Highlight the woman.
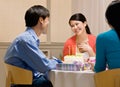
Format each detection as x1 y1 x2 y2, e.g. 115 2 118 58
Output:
94 0 120 72
63 13 96 61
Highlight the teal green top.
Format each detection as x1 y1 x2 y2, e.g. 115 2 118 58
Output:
94 29 120 72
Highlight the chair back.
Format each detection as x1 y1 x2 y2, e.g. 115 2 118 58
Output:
94 69 120 87
5 63 32 87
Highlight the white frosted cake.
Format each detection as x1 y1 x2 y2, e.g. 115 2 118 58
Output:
64 55 84 64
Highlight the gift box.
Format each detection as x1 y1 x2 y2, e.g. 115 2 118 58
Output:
56 63 82 71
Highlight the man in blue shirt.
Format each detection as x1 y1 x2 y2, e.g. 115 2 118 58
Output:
4 5 62 87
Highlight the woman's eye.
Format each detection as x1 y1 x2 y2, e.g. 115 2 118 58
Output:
76 23 79 26
71 25 74 28
70 23 79 28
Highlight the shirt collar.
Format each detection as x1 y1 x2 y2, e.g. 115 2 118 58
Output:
26 27 40 46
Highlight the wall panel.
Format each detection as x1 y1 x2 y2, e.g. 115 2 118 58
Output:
0 0 47 42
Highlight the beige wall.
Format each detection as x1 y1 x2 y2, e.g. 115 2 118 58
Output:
0 0 114 43
0 0 72 43
0 0 47 42
50 0 72 42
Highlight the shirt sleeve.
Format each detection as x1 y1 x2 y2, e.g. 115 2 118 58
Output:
17 40 58 73
94 34 107 72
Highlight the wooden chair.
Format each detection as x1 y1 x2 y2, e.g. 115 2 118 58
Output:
94 69 120 87
4 63 33 87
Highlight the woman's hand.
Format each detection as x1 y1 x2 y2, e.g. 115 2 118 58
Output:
77 42 95 56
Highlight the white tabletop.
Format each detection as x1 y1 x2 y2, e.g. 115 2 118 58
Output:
49 70 95 87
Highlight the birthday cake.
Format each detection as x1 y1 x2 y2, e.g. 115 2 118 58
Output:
64 54 84 64
60 54 96 71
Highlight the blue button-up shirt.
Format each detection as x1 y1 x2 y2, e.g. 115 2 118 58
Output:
4 27 58 79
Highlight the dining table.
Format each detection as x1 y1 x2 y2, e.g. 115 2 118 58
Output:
49 70 95 87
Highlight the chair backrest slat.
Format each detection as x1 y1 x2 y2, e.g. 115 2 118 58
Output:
5 63 32 87
94 69 120 87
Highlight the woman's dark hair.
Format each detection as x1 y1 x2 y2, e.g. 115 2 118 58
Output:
25 5 50 27
105 0 120 39
69 13 91 34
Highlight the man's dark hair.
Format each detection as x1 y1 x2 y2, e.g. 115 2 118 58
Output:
25 5 50 27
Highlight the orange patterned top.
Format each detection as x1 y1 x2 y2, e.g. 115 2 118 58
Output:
62 34 96 61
